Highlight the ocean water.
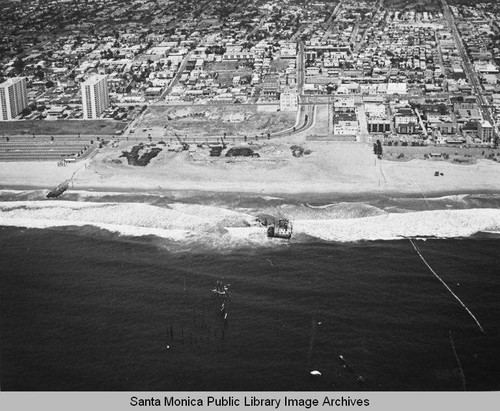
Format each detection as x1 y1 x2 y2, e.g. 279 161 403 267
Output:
0 190 499 391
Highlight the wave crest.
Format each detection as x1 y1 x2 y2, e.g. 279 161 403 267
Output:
295 209 500 242
1 201 499 247
282 202 387 220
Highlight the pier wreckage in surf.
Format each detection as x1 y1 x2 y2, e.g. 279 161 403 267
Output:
267 219 293 239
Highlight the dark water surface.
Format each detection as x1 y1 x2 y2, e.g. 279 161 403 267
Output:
1 226 499 391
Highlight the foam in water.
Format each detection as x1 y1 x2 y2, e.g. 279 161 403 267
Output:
283 202 387 220
0 201 261 246
0 217 190 241
305 203 338 209
1 201 500 247
294 209 500 242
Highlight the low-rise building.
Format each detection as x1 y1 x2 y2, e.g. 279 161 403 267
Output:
334 97 356 113
279 88 298 112
394 107 419 134
333 113 358 135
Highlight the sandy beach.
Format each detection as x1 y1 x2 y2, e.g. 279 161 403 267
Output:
1 139 500 197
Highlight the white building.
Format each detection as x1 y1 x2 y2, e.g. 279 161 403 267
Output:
479 120 493 143
394 108 418 126
81 75 109 119
333 113 358 135
280 42 297 59
492 94 500 113
334 97 355 113
0 77 28 121
386 83 407 95
280 88 298 112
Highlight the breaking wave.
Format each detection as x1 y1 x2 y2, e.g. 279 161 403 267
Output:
294 209 500 242
1 200 500 248
287 202 387 219
380 193 500 212
0 201 260 244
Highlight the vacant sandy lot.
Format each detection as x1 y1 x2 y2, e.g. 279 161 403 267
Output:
137 105 296 137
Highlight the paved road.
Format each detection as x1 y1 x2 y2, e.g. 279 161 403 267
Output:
299 92 465 103
272 104 316 137
353 0 384 53
356 102 369 143
321 0 345 42
441 0 496 139
246 10 271 39
158 50 194 101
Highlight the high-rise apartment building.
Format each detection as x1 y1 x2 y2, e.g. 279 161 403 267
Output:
81 75 109 119
0 77 28 121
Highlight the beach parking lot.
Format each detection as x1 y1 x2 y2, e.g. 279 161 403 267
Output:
0 119 128 136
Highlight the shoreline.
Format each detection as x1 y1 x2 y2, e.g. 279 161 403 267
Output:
2 182 500 202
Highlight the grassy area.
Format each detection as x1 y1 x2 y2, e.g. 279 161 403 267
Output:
205 61 253 87
270 58 292 71
205 61 239 71
0 120 128 136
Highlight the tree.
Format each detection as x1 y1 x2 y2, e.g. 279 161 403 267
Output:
35 69 45 80
375 139 383 158
13 57 25 74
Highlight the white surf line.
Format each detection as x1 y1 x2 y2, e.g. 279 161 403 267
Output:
305 203 335 209
409 239 485 334
449 330 467 391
